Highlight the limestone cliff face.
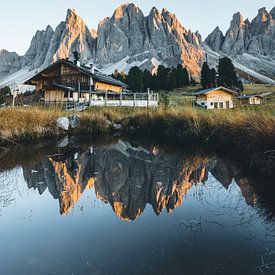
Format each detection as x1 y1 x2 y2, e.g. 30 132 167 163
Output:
21 25 54 69
0 4 204 83
204 7 275 78
43 9 96 67
96 4 204 77
0 50 22 78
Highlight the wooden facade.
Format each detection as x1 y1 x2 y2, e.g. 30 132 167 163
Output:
195 87 237 109
237 95 263 105
25 59 126 104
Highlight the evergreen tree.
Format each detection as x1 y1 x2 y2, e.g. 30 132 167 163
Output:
182 68 190 86
168 67 178 90
176 64 189 87
209 68 217 88
142 70 153 92
0 86 11 104
127 66 144 92
201 62 211 89
218 57 240 89
156 65 170 91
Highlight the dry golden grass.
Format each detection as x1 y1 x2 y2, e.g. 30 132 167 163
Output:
0 107 63 141
0 105 274 151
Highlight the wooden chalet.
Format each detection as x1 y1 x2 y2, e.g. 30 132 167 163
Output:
194 86 237 109
24 53 127 105
236 94 263 105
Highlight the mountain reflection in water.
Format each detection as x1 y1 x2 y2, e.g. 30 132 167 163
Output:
1 137 275 274
18 139 269 221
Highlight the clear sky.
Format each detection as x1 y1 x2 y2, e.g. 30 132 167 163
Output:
0 0 274 55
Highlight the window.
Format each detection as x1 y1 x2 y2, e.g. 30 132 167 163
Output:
219 102 224 109
214 102 218 109
64 91 69 98
201 102 205 106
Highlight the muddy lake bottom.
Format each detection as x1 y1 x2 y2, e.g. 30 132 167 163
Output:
0 135 275 274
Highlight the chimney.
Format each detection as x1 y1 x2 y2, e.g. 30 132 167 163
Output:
90 64 95 74
73 51 81 67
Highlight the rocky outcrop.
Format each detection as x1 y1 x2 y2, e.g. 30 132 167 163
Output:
204 7 275 79
1 3 204 84
204 27 224 52
97 4 204 77
21 25 54 69
0 50 22 78
43 9 96 67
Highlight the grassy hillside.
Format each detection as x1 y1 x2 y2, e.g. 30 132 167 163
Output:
243 84 275 94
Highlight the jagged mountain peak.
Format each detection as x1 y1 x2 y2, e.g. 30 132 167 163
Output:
252 7 271 25
204 6 275 84
46 25 53 32
65 8 88 28
231 12 245 27
66 8 78 19
112 2 143 20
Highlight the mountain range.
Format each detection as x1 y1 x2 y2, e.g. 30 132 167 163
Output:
0 3 274 89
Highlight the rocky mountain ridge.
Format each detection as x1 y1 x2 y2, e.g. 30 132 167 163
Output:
0 4 275 88
0 4 204 88
204 7 275 81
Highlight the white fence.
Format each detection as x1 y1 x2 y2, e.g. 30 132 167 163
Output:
90 99 158 107
90 93 159 107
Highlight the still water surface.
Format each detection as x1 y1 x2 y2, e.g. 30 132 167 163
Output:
0 137 275 274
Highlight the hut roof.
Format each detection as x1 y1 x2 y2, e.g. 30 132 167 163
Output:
236 94 263 99
25 59 128 88
194 86 238 96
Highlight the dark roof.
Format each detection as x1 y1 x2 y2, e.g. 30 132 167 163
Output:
236 94 263 99
24 59 128 88
193 86 238 96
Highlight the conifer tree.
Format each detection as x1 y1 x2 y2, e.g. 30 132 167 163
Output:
218 57 241 90
201 62 211 89
127 66 144 92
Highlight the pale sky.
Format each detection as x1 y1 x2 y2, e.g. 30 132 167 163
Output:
0 0 274 55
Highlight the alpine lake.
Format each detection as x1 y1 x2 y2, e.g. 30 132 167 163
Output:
0 134 275 275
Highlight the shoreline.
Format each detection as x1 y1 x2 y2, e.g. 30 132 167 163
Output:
0 106 274 178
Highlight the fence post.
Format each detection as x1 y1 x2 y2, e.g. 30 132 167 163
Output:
105 91 107 107
120 92 122 107
134 93 136 107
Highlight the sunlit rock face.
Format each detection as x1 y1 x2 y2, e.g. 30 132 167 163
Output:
97 3 204 78
43 9 96 66
0 50 22 78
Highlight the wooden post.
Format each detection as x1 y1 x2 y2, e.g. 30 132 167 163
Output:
105 91 107 107
78 81 81 103
120 92 122 107
89 77 92 107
